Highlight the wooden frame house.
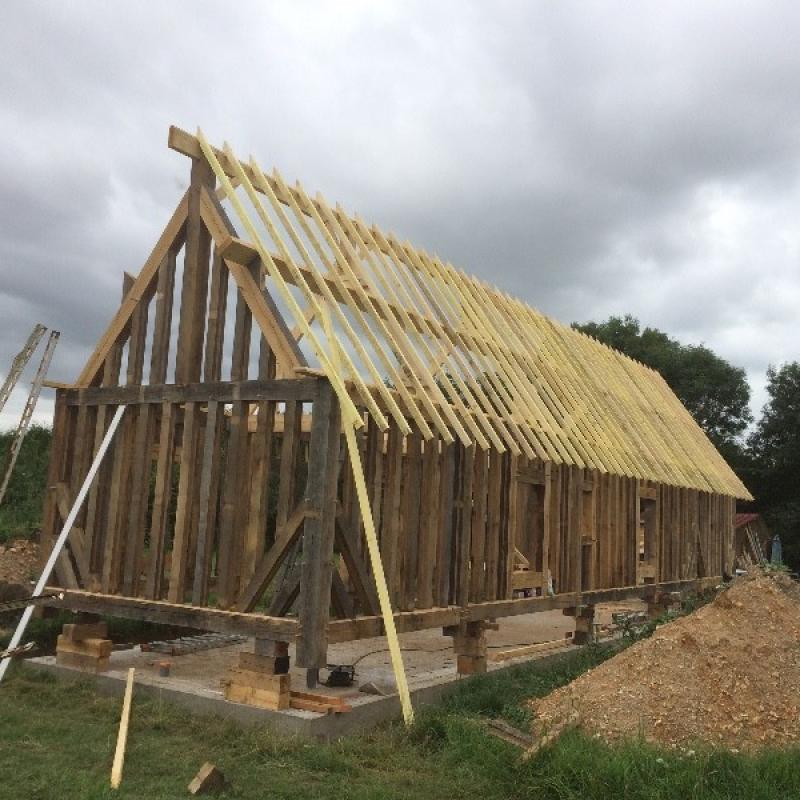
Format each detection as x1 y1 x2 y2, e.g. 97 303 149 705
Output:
41 127 751 703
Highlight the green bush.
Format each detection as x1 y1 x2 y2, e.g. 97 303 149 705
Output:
0 424 51 543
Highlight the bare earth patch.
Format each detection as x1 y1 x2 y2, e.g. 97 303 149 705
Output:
0 538 39 586
528 571 800 751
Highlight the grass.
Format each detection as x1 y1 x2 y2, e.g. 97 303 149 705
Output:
1 647 799 799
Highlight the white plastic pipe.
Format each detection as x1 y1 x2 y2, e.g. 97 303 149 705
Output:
0 404 126 684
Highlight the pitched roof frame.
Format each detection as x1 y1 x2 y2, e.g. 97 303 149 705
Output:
170 126 749 499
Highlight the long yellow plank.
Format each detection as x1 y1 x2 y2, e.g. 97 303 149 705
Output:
196 130 362 430
178 127 750 499
320 306 413 725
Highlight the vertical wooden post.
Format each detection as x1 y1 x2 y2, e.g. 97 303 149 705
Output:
400 429 422 611
456 444 475 607
436 442 456 606
382 422 403 605
542 461 552 592
484 447 502 601
296 379 341 678
174 156 214 385
39 390 76 588
416 437 441 609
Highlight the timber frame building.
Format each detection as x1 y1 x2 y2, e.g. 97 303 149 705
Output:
42 127 751 696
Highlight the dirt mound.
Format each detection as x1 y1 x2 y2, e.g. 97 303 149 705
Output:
528 571 800 751
0 538 39 586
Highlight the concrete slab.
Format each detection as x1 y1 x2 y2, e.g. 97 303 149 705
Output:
26 604 637 739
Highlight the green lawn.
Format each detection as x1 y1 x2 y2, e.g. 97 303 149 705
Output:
0 649 798 800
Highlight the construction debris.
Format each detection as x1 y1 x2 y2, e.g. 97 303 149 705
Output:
289 690 353 715
141 632 247 656
486 718 535 749
527 570 800 751
188 763 227 796
110 668 135 789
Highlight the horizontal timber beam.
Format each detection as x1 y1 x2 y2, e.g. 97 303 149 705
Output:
44 588 299 640
62 378 321 407
326 577 720 643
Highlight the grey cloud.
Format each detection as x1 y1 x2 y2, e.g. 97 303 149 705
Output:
1 0 798 431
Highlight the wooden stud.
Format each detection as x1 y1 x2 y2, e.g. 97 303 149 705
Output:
400 429 422 611
416 437 441 609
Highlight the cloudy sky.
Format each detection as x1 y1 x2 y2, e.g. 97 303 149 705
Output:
1 1 798 431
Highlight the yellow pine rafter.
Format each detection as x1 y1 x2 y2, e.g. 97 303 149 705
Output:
178 126 749 500
196 131 362 431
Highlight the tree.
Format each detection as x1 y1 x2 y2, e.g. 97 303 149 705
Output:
0 424 52 542
747 362 800 568
573 315 752 459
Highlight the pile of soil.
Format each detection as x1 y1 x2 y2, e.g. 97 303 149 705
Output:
528 571 800 751
0 538 39 586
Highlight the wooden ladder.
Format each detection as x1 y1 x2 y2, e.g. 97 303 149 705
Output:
0 329 60 507
0 324 47 416
746 526 766 564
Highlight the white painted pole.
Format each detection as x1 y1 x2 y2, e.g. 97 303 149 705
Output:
0 404 126 684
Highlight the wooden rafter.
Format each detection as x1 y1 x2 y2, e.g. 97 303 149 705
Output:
163 125 749 499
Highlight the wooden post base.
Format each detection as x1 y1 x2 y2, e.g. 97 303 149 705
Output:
55 622 112 673
646 596 674 621
224 639 291 710
563 605 595 645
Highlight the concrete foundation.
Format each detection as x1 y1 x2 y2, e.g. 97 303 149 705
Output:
26 605 636 739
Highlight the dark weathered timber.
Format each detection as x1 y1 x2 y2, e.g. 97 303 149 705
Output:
331 570 355 619
144 403 176 599
62 378 320 406
327 576 721 643
237 501 308 612
335 517 380 616
40 391 78 588
275 400 301 532
484 447 503 600
100 407 134 594
168 402 200 604
268 567 301 617
415 437 441 610
202 249 229 383
216 399 247 608
456 444 475 608
400 429 422 612
240 337 277 592
296 380 342 670
382 422 403 605
121 404 154 596
174 156 214 385
191 400 223 605
148 251 176 384
46 589 299 639
436 441 456 607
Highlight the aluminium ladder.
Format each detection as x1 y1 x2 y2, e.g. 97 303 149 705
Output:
0 324 47 416
0 329 60 507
